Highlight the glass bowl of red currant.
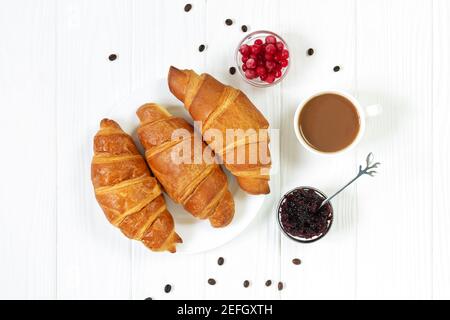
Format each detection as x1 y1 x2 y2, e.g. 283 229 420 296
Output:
236 30 290 87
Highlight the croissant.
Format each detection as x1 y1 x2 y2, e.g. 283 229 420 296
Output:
91 119 182 253
136 103 235 228
168 66 271 195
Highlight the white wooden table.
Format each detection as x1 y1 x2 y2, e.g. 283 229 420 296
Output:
0 0 449 300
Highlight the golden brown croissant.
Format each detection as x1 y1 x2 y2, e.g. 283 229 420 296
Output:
168 66 271 195
136 103 235 228
91 119 182 253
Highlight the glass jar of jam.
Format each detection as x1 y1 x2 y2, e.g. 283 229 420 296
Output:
277 187 333 243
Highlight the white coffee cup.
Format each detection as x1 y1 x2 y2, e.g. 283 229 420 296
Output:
293 90 381 156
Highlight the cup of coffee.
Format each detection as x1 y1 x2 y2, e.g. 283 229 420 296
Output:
294 90 381 155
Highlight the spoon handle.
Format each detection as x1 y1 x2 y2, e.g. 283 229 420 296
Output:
320 153 381 208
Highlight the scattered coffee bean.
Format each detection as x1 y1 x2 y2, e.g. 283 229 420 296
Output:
292 258 302 265
278 281 284 291
243 280 250 288
307 48 315 56
229 67 236 75
334 65 341 72
184 3 192 12
217 257 225 265
198 44 206 52
225 19 233 26
208 278 216 285
241 25 248 32
164 284 172 293
108 54 117 61
145 297 153 300
265 280 272 287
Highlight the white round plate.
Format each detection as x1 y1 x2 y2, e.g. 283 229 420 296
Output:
105 78 274 254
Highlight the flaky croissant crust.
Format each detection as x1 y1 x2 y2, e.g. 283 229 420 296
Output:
168 66 271 195
91 119 181 252
137 104 235 228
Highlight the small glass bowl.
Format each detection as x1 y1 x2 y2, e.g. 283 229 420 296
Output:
235 30 290 88
277 187 334 244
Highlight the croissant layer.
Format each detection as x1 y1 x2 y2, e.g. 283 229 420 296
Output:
91 119 181 253
168 66 271 195
137 103 235 228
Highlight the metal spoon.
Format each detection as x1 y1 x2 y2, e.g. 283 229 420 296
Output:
319 153 381 209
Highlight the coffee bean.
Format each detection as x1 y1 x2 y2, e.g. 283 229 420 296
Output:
164 284 172 293
225 19 233 26
145 297 153 300
208 278 216 285
198 44 206 52
292 258 302 265
333 65 341 72
307 48 314 56
217 257 225 265
278 281 284 291
184 4 192 12
265 280 272 287
108 54 117 61
229 67 236 75
243 280 250 288
241 25 248 32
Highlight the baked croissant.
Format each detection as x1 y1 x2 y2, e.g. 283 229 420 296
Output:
91 119 182 253
136 103 235 228
168 66 271 195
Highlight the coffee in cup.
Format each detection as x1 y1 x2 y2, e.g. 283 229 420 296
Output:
294 90 381 155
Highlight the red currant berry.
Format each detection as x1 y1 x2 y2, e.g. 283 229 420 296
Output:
265 44 277 55
274 70 282 78
265 61 277 71
266 74 276 83
276 41 284 51
245 69 257 79
281 49 289 60
256 66 267 77
251 44 263 55
254 39 263 45
265 35 277 44
242 56 249 63
246 58 257 69
239 44 250 56
264 53 274 61
242 64 248 71
280 60 289 68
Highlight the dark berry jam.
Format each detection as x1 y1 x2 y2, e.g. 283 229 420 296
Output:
278 187 333 241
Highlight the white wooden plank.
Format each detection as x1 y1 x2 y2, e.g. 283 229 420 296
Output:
0 0 447 300
355 0 433 299
0 0 57 300
279 0 358 299
56 0 133 299
130 0 208 300
433 0 450 300
203 0 282 300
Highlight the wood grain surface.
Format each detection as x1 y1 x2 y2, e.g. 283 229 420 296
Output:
0 0 448 300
